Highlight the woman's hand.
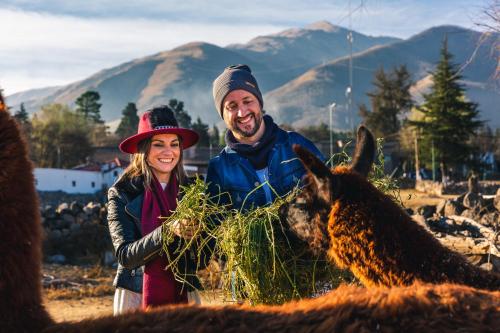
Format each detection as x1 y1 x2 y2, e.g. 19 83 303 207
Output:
171 219 198 240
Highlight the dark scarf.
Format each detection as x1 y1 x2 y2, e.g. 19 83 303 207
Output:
141 174 187 308
225 115 279 169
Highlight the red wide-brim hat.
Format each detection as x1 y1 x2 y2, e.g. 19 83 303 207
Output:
119 111 199 154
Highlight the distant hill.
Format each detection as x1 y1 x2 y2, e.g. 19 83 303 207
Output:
6 86 61 109
6 21 399 127
264 25 500 130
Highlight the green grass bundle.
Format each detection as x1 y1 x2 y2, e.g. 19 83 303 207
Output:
161 178 352 304
160 177 227 287
215 189 352 305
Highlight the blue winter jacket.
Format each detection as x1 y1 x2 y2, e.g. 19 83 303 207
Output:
206 128 325 211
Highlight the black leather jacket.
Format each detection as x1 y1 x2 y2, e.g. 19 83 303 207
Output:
107 176 202 293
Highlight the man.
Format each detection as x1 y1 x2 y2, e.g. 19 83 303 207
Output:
207 64 325 210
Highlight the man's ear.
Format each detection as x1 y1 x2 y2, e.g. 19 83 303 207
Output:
350 125 376 177
293 145 333 203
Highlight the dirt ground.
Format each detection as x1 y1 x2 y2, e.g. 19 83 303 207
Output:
44 189 451 323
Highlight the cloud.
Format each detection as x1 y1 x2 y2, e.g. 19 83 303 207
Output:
0 1 485 95
0 7 287 94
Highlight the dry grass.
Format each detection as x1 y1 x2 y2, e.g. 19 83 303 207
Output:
42 264 115 301
399 189 456 210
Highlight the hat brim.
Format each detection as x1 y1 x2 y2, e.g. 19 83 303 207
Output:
119 128 199 154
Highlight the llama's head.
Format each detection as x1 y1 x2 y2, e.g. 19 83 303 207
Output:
281 126 376 255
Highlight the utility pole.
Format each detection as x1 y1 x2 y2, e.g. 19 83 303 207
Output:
431 139 436 181
329 103 337 159
346 0 354 133
414 130 421 181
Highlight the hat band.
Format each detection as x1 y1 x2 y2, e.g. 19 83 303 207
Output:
153 125 176 130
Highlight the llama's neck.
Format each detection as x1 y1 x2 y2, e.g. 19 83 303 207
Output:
0 111 53 332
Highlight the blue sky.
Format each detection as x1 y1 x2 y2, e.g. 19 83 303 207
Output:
0 0 490 95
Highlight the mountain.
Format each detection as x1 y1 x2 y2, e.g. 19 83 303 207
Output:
6 21 399 127
6 86 61 109
264 25 500 130
227 21 399 88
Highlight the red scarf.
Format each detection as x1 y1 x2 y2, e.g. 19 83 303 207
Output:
141 175 187 308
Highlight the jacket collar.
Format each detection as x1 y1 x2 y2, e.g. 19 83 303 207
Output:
223 127 288 165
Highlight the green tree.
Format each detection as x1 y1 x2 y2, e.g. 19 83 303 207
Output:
297 123 352 143
13 103 32 136
191 117 210 147
209 125 220 147
75 91 103 123
14 103 29 123
359 65 413 138
168 99 191 128
115 102 139 140
31 104 94 168
409 39 483 181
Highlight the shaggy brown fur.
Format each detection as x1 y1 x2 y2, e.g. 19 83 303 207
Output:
44 283 500 333
283 126 500 291
0 96 498 333
0 91 53 332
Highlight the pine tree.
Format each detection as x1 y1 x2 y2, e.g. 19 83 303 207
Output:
359 65 413 138
210 125 220 147
168 99 191 128
191 117 210 147
75 91 103 123
115 103 139 139
409 38 483 181
14 103 29 123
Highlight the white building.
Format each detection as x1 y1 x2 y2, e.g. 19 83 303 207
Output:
34 159 200 194
34 159 124 194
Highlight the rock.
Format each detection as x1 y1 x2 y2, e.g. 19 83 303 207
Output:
43 205 56 219
49 229 62 239
69 223 81 232
70 201 83 215
61 213 75 224
479 212 499 228
455 193 466 204
47 254 66 264
480 262 494 271
467 175 480 193
436 200 446 216
494 188 500 212
56 202 71 215
465 254 483 265
85 202 102 215
99 206 107 220
417 205 436 219
463 192 484 209
83 206 93 215
461 208 480 221
444 200 465 216
491 255 500 272
103 250 116 266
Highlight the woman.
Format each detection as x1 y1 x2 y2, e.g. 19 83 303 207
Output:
107 105 201 314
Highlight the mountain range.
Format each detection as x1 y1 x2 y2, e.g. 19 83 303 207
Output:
6 21 500 130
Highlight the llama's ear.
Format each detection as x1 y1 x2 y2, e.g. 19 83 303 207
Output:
350 125 376 177
293 145 333 202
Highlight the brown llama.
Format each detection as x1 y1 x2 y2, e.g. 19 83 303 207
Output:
282 125 500 291
0 94 498 333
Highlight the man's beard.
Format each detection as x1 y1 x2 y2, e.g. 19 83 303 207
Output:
231 112 263 138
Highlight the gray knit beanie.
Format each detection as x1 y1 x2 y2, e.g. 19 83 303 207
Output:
212 64 263 118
